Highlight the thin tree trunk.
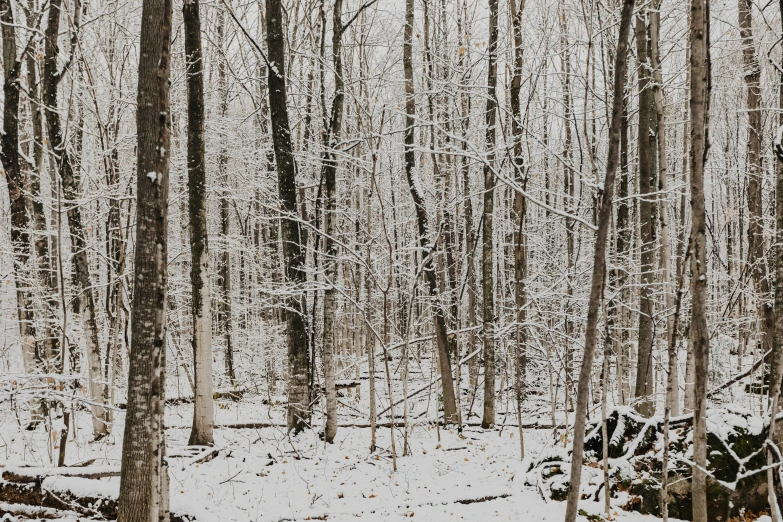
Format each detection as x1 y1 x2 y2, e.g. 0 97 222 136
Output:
43 0 107 439
688 0 711 518
509 0 527 457
322 0 344 444
402 0 458 424
650 2 678 417
216 10 235 387
617 91 631 406
117 0 173 514
563 1 635 520
481 0 499 430
184 0 214 447
769 88 783 522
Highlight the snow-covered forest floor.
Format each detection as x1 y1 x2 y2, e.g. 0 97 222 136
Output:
0 393 681 522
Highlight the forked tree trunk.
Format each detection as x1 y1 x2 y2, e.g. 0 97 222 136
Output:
481 0 499 430
266 0 311 434
43 0 107 439
563 1 635 520
688 0 711 519
184 0 214 447
117 0 173 516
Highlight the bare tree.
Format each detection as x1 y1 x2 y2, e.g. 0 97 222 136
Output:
402 0 458 424
564 1 635 520
43 0 107 439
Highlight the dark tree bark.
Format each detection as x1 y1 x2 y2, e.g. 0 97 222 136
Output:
184 0 214 447
688 0 711 518
563 1 635 520
43 0 107 438
616 88 631 405
481 0 499 430
117 0 173 516
0 0 40 398
24 27 60 373
402 0 458 424
216 9 235 387
739 0 773 358
266 0 311 434
633 12 659 417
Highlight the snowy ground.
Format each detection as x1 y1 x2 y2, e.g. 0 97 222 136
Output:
0 395 681 522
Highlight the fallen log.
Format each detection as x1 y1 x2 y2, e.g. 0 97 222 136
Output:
0 475 195 521
2 466 120 484
164 420 563 430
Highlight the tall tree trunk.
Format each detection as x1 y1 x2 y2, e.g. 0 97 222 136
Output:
402 0 458 423
688 0 711 518
43 0 107 439
564 1 635 520
217 10 235 387
559 0 575 414
117 0 173 515
0 0 41 415
768 32 783 517
739 0 773 358
184 0 214 447
481 0 499 430
457 2 478 391
650 1 678 417
25 29 61 374
509 0 527 458
617 91 631 405
633 12 658 417
266 0 311 434
322 0 344 444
